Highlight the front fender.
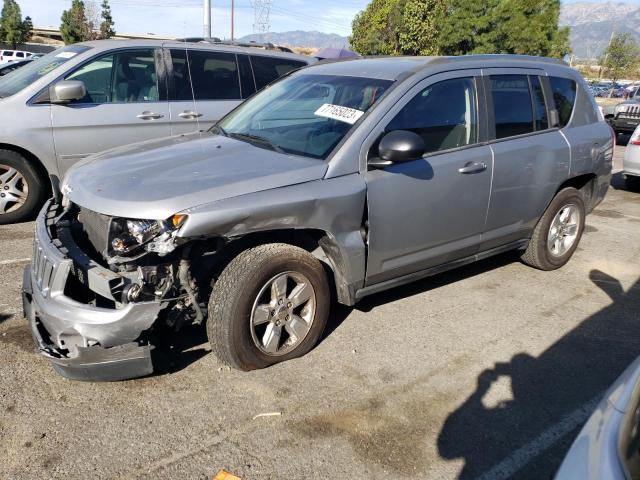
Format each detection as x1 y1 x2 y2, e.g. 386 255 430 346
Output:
179 175 368 305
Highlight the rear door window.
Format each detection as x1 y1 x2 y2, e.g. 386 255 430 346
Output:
530 76 548 131
237 54 256 98
490 74 535 139
549 77 577 128
170 49 240 101
250 55 307 90
15 52 24 58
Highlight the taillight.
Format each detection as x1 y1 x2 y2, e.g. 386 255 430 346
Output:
630 127 640 146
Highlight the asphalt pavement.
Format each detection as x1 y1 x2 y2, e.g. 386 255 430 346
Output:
1 142 639 479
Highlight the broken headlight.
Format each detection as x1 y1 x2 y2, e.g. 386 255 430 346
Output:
111 215 187 255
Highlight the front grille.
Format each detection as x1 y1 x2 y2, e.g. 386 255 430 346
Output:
78 206 112 256
619 105 640 118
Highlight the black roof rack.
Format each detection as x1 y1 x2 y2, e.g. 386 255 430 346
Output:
177 37 293 53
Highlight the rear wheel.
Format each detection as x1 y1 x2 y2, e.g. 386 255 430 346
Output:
521 187 585 271
207 243 330 371
0 150 47 225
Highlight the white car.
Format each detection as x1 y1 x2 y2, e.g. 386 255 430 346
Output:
623 124 640 190
0 50 34 65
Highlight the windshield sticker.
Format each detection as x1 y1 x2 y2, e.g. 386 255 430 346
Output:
314 103 365 125
55 51 78 59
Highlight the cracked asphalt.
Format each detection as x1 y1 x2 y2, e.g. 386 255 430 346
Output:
1 143 639 480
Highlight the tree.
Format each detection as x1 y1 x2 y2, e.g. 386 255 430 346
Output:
0 0 33 49
599 33 640 87
60 0 92 44
399 0 446 56
350 0 406 56
99 0 115 39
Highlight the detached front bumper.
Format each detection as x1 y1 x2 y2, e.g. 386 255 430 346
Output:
609 116 640 133
22 202 164 382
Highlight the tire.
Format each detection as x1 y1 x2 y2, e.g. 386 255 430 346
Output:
521 187 586 271
625 175 640 191
207 243 330 371
0 150 47 225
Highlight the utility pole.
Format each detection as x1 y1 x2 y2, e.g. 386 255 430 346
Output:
204 0 211 39
231 0 235 41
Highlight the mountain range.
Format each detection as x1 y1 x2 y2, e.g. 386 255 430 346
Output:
240 1 640 60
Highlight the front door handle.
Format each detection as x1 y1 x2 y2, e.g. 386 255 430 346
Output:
458 161 488 174
137 111 164 120
178 110 203 119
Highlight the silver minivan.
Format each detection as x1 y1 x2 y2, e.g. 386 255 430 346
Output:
0 40 313 223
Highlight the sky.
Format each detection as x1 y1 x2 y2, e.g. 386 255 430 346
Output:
16 0 640 40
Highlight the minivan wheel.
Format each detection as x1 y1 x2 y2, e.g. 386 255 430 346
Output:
207 243 330 371
0 150 46 225
521 187 585 271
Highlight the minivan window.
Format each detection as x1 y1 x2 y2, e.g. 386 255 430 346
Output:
66 49 158 103
387 77 479 154
218 73 392 160
549 77 577 128
490 74 535 139
251 55 307 90
170 49 240 101
16 52 24 58
530 76 548 130
0 45 90 99
237 54 256 98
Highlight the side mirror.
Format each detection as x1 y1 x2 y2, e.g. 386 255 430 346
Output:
50 80 86 104
369 130 426 168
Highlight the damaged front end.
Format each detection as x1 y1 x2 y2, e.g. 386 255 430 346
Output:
22 201 212 381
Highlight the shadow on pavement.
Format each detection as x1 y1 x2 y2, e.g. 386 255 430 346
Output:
437 270 640 479
151 323 210 375
0 312 13 324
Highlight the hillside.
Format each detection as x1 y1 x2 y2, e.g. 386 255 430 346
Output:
560 1 640 59
238 30 349 49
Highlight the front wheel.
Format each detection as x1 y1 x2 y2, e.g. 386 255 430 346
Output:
0 150 47 225
207 243 330 371
521 187 585 271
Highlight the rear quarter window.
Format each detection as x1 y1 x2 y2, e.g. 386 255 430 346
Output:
549 77 577 128
250 55 307 90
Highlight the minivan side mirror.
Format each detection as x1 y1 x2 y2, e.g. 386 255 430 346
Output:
50 80 86 104
369 130 426 168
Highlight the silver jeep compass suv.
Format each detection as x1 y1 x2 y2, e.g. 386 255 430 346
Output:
22 55 613 381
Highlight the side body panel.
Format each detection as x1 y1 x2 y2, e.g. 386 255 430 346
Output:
360 70 494 286
480 68 571 251
179 175 368 304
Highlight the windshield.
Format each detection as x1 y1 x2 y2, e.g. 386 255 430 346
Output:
217 74 393 159
0 45 91 99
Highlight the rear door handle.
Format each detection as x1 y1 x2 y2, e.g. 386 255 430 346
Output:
458 161 487 174
178 110 203 119
137 111 164 120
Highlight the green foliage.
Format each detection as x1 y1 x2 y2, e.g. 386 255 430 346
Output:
0 0 32 49
60 0 92 44
400 0 446 56
600 33 640 83
350 0 405 55
99 0 115 39
351 0 571 59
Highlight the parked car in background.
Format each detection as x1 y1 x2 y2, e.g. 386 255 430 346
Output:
605 88 640 142
0 40 314 224
623 124 640 190
0 59 31 77
0 50 34 64
22 54 613 381
555 356 640 480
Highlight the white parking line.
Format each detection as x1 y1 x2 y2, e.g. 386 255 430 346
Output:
476 395 602 480
0 258 30 266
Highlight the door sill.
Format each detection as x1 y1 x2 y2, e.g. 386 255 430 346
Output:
355 239 528 301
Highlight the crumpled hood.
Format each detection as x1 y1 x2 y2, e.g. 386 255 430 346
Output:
63 132 327 219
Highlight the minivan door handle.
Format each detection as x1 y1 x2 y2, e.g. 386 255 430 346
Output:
458 161 488 174
137 111 164 120
178 110 203 119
